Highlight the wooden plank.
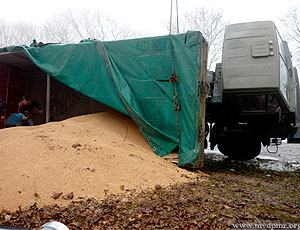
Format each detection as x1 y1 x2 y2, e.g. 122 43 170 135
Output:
193 39 208 168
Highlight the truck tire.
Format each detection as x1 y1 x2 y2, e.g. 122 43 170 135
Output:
217 133 261 160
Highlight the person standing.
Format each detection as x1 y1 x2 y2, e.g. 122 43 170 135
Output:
0 94 4 120
17 96 34 126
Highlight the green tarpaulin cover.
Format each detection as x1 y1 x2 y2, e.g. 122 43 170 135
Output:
0 31 206 167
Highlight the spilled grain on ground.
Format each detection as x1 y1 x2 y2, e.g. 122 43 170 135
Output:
0 111 203 211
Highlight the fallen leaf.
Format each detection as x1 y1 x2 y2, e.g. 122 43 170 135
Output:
52 192 63 199
62 192 74 200
72 143 82 149
34 193 40 198
155 184 162 190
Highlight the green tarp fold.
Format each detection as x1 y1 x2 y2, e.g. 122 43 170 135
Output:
0 31 206 167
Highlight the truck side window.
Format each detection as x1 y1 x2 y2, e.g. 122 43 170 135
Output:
241 95 266 111
276 29 289 103
241 95 279 112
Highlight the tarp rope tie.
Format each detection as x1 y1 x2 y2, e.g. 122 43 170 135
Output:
169 0 181 148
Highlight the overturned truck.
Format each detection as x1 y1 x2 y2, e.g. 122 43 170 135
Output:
0 21 299 166
0 31 208 168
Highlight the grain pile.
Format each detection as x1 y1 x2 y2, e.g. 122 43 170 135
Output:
0 111 199 211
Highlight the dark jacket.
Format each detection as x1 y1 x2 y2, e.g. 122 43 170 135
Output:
18 101 32 117
18 100 40 118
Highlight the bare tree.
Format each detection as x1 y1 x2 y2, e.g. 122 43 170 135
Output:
279 4 300 68
12 22 41 45
183 7 229 70
0 19 13 47
74 10 138 41
165 20 184 35
66 10 108 41
106 17 137 40
42 10 79 43
41 10 139 43
165 7 228 70
0 20 41 47
0 9 140 48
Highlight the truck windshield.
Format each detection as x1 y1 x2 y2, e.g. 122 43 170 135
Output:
276 29 289 103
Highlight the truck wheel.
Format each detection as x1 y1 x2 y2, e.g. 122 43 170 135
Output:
217 134 261 160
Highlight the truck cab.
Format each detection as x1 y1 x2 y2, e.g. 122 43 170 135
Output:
207 21 300 160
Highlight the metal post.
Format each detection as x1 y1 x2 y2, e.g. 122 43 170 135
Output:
4 67 10 128
46 74 50 123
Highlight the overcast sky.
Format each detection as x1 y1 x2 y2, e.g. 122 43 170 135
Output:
1 0 299 37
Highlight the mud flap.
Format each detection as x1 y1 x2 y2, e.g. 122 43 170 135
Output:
288 125 300 143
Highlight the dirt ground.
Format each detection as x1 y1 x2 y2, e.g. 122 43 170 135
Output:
0 111 201 211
